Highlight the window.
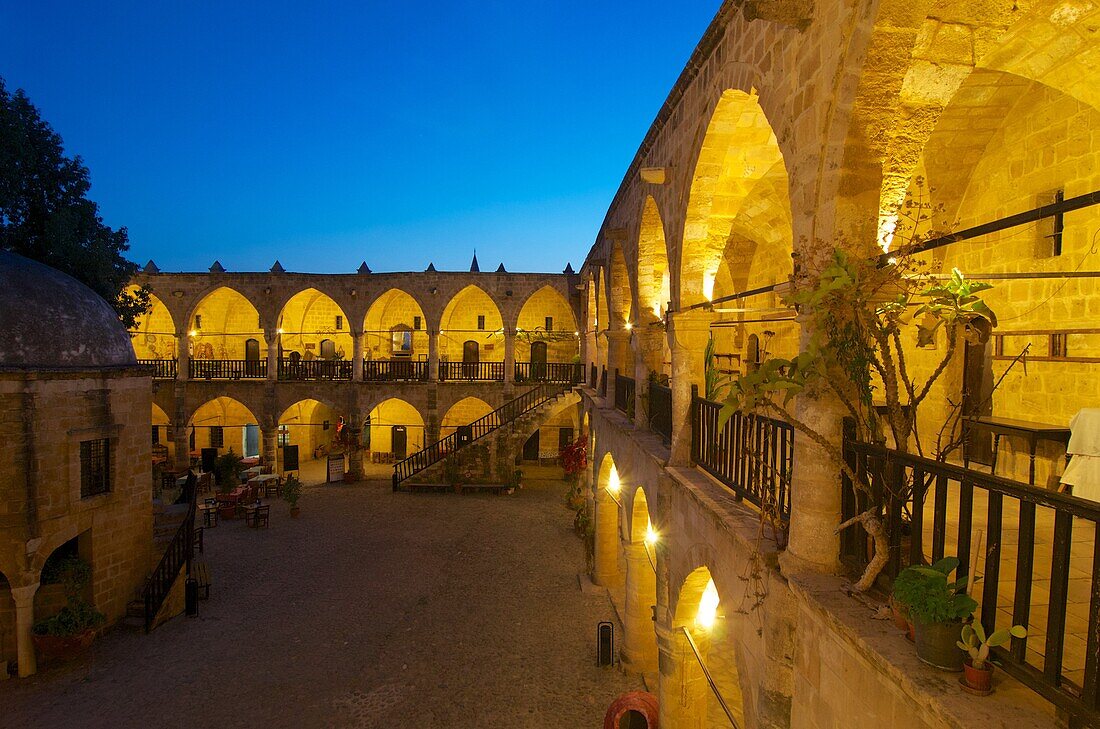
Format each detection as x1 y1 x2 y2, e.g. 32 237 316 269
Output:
210 426 224 448
414 316 422 330
278 425 290 447
194 314 202 330
80 438 111 498
545 316 554 331
322 420 330 431
392 329 413 354
1051 333 1068 358
336 315 343 330
477 315 486 330
151 426 160 444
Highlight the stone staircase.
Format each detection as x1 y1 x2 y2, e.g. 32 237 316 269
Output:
393 382 577 488
121 498 196 630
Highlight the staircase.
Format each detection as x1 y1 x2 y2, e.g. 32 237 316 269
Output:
393 381 576 488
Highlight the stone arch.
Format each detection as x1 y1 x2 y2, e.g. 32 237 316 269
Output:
595 268 610 372
363 288 428 361
594 452 623 592
440 397 494 438
278 398 341 463
609 242 633 328
628 486 654 545
187 396 260 457
636 196 672 324
622 485 659 674
365 398 425 457
127 287 177 360
680 88 791 308
278 287 354 361
187 286 267 361
439 285 505 363
667 564 745 729
514 392 581 462
515 285 579 363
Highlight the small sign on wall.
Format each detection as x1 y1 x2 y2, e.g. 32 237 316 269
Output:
327 453 345 483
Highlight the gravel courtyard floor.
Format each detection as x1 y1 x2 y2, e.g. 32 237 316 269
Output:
1 480 638 728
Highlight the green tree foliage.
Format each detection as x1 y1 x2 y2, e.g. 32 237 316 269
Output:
0 77 148 327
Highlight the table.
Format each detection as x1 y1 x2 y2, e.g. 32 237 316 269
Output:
249 473 281 497
198 502 219 527
241 456 260 467
963 415 1071 486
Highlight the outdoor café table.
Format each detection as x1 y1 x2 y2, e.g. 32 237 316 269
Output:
198 501 218 527
249 473 280 497
241 465 263 482
240 456 260 467
963 415 1071 486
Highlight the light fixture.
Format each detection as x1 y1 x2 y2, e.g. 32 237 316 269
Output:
624 322 633 331
696 578 720 630
607 465 621 495
277 328 284 335
188 330 198 338
574 331 580 337
645 520 659 546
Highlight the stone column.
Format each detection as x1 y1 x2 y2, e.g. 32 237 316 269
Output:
503 327 516 386
428 329 440 381
782 319 844 575
351 329 364 381
11 583 38 677
261 424 279 473
347 414 364 482
622 542 659 674
173 392 190 472
177 329 190 381
667 310 715 467
265 328 279 382
633 328 664 431
661 627 710 729
605 330 631 402
593 493 620 588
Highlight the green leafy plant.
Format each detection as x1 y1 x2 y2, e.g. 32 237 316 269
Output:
704 334 730 401
281 473 303 508
958 622 1027 670
212 449 243 492
904 557 977 625
32 557 106 637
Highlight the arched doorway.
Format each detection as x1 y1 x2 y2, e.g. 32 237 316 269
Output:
594 454 623 599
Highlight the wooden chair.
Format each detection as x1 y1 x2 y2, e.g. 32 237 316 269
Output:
246 505 270 528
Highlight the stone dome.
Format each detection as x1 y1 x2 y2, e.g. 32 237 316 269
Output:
0 250 137 370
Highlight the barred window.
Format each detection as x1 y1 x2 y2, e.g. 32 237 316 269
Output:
477 315 486 331
151 426 160 444
414 316 422 330
278 425 290 447
210 426 225 448
336 315 343 330
545 316 554 331
80 439 111 498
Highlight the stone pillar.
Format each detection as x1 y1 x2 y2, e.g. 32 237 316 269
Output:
261 424 279 473
782 318 845 575
11 583 38 677
503 327 516 385
605 330 631 401
661 627 710 729
265 328 279 382
667 310 715 467
351 330 364 381
428 329 440 382
622 542 659 674
593 493 620 588
177 329 190 381
633 329 664 431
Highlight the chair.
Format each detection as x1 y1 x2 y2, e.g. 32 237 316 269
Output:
264 477 281 498
202 505 219 528
247 505 270 528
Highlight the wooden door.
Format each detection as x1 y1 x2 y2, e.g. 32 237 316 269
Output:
245 338 261 376
523 431 540 461
463 340 479 378
392 426 408 460
531 341 547 380
962 340 994 464
320 339 336 359
558 426 574 453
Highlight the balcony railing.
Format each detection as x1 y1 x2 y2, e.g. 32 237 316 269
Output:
138 358 177 379
514 361 583 384
648 382 672 443
598 367 607 397
614 370 635 417
690 388 793 520
590 363 598 388
438 361 505 382
278 358 353 381
189 359 267 380
842 425 1100 726
363 359 429 382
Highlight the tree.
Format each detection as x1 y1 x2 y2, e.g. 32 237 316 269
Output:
0 77 148 327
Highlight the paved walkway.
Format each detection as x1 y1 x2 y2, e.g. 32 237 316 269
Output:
1 480 638 728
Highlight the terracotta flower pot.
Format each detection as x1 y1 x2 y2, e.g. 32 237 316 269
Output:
961 659 994 695
32 628 96 662
890 597 910 632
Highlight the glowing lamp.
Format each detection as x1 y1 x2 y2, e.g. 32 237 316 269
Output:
624 322 633 331
277 328 284 335
188 330 198 338
607 465 621 495
645 521 659 546
696 578 720 630
702 272 717 302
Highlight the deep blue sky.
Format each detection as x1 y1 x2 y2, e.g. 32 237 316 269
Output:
1 2 719 273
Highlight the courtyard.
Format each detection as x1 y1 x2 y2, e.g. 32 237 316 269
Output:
0 479 638 728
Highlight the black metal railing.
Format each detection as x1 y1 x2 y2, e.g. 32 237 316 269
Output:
590 363 598 388
514 361 583 384
842 426 1100 725
278 358 353 381
393 382 568 485
614 370 635 417
363 359 429 382
691 389 793 519
439 361 505 382
189 359 267 379
598 367 607 397
142 472 196 633
648 382 672 443
138 358 177 379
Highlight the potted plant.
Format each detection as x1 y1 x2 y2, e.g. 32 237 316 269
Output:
282 474 303 517
213 449 243 492
957 622 1027 695
892 557 957 640
32 556 106 662
906 557 977 671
